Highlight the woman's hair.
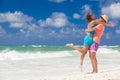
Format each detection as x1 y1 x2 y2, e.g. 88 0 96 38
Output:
86 12 94 23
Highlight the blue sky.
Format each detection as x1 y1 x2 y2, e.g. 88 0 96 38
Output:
0 0 120 46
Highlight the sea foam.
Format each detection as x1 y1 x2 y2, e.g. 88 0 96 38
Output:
0 46 119 60
0 49 73 60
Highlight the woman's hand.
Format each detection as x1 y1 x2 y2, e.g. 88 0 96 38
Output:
106 23 114 27
85 30 91 36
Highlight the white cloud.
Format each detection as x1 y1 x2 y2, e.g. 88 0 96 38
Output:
10 22 24 28
101 3 120 19
0 11 85 45
80 5 92 19
62 28 84 36
81 5 92 14
115 29 120 34
70 0 74 2
0 11 33 28
48 0 66 3
99 0 120 7
38 12 69 28
0 26 6 37
104 33 111 39
73 13 81 19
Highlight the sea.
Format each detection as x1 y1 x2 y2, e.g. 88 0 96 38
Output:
0 45 120 80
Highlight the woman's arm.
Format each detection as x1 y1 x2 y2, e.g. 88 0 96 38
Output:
91 20 104 25
85 27 96 32
92 20 114 27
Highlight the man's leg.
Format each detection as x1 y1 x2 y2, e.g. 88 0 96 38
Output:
89 51 98 73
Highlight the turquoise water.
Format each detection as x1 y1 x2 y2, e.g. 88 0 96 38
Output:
0 45 119 52
0 46 72 52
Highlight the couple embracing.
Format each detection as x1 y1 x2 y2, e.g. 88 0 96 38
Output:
67 13 114 73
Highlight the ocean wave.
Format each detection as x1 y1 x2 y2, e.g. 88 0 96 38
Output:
97 47 120 54
31 45 42 47
0 46 119 60
99 45 120 48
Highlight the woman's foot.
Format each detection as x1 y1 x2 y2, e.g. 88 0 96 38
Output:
80 65 83 72
66 43 74 47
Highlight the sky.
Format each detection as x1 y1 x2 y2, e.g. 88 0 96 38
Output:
0 0 120 46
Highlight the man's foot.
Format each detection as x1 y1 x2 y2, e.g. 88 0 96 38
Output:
87 72 97 74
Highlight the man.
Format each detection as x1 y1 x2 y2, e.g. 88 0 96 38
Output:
85 15 108 73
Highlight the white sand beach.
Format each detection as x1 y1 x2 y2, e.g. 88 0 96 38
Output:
34 70 120 80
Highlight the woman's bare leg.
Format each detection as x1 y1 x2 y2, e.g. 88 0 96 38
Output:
67 45 86 54
80 46 88 71
67 44 88 71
